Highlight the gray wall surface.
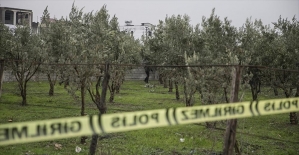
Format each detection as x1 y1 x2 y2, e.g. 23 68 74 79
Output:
3 67 158 82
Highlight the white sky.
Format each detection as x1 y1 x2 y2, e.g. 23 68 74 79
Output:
1 0 298 28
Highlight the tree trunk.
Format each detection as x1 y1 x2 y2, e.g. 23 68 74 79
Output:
290 112 298 124
21 84 27 106
0 59 4 98
109 82 115 103
47 73 55 96
289 88 298 125
168 79 173 92
185 99 192 107
248 68 261 101
283 90 298 124
115 82 120 94
49 83 54 96
163 77 168 88
89 134 99 155
223 87 229 103
223 66 241 155
89 63 110 155
159 73 163 84
115 71 122 94
273 86 278 96
296 85 299 97
183 79 193 107
270 76 278 96
175 81 180 100
19 80 28 106
64 76 70 88
99 64 110 114
80 81 87 144
249 74 260 101
80 82 86 116
206 93 216 128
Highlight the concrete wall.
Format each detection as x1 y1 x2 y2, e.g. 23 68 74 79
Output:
3 67 158 82
0 10 2 23
125 67 158 81
0 8 33 28
3 70 16 82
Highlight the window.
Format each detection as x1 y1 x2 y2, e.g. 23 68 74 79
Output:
5 11 11 20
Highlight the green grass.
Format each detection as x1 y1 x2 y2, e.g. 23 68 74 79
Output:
0 80 299 155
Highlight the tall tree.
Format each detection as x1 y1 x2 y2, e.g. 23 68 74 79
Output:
7 24 43 105
272 16 299 124
185 9 248 154
107 15 142 103
147 14 195 102
39 6 64 96
239 18 264 100
185 9 241 129
145 20 169 86
85 5 119 154
197 9 240 109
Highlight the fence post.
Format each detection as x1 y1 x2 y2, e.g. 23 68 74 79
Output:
290 63 299 124
223 65 242 155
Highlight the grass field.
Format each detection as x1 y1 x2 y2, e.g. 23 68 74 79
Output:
0 80 298 155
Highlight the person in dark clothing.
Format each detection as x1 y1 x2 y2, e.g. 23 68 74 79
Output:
144 66 151 83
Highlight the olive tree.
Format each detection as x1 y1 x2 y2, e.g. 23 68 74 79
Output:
186 9 241 125
186 9 253 155
106 15 142 103
272 16 299 124
39 7 67 96
145 20 168 86
87 5 142 155
7 24 44 106
146 14 195 102
238 19 265 100
56 4 100 144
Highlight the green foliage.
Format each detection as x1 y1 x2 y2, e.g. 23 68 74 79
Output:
6 24 44 105
41 3 144 115
145 14 197 105
184 9 241 107
0 22 13 59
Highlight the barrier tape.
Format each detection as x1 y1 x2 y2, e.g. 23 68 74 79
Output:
0 97 299 146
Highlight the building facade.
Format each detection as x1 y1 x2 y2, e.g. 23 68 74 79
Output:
119 21 154 39
0 7 33 28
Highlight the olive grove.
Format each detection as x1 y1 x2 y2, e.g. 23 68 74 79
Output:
1 4 298 155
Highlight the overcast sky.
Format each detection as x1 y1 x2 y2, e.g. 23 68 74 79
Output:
1 0 298 28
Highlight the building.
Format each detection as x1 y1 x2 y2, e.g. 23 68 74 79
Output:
119 21 154 39
0 7 33 28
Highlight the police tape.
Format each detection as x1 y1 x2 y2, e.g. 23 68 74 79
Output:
0 97 299 146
